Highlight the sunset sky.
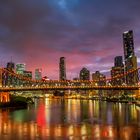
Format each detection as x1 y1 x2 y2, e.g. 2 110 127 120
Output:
0 0 140 79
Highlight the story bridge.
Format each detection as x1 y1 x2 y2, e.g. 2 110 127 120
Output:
0 67 139 92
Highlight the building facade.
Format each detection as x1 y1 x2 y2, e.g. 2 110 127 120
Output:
6 62 15 86
16 63 26 75
59 57 66 80
111 66 124 86
123 30 134 60
111 56 125 85
114 56 123 67
6 62 15 72
23 71 32 79
123 30 138 85
92 71 106 86
35 69 42 80
80 67 90 80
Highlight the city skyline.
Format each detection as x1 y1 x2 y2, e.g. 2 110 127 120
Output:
0 0 140 79
2 30 139 80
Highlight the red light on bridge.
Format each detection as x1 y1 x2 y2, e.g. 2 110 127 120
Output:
42 76 50 81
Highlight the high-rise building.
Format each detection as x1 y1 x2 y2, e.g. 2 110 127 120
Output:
111 66 124 85
114 56 123 67
23 71 32 79
59 57 66 80
123 30 134 60
123 30 138 85
35 69 42 80
111 56 125 85
92 71 106 86
80 67 90 80
5 62 15 87
16 63 26 75
6 62 15 72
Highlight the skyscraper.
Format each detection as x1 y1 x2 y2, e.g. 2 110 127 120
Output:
123 30 134 60
6 62 15 72
111 56 125 85
23 71 32 79
16 63 26 75
80 67 90 80
59 57 66 80
123 30 138 85
114 56 123 67
6 62 15 87
92 71 106 86
35 69 42 80
111 66 124 85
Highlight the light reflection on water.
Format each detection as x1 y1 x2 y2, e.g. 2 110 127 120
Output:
0 98 140 140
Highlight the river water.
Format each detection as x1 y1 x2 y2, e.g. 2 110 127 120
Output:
0 97 140 140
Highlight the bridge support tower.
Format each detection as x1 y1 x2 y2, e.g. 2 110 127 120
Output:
0 68 2 87
0 92 10 103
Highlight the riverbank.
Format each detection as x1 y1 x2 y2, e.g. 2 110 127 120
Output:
0 95 33 108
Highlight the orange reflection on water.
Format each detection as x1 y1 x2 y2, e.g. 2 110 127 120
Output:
0 98 140 139
0 120 137 139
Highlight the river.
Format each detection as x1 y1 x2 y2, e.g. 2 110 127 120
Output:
0 97 140 140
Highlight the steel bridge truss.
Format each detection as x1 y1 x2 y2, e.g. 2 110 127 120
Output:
0 68 139 91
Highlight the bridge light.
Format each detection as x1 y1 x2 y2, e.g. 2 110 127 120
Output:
42 76 50 81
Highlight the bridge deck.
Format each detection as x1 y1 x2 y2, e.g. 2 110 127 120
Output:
0 86 139 91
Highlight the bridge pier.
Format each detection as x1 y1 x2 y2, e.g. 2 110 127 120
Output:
0 92 10 103
0 68 2 87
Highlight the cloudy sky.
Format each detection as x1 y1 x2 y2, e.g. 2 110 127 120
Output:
0 0 140 79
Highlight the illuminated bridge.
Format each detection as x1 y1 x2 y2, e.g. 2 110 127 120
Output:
0 67 140 91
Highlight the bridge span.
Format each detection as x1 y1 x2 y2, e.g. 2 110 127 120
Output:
0 67 139 91
0 86 139 92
